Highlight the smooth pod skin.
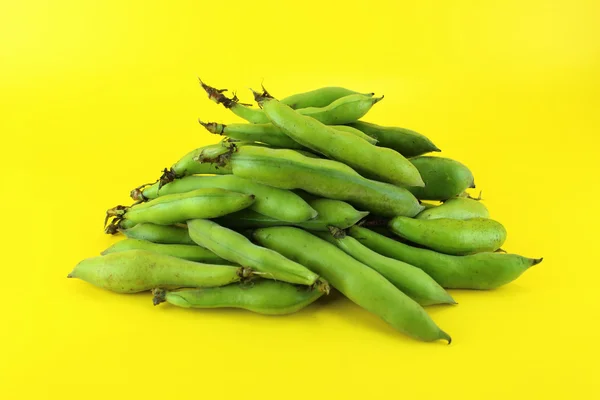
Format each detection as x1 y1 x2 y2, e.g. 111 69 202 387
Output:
318 228 455 306
281 87 373 109
197 146 424 217
153 280 324 315
200 121 378 147
253 227 451 343
215 198 369 231
407 156 475 200
187 219 328 291
257 95 424 187
349 226 542 289
348 121 440 157
416 197 490 220
133 175 317 223
101 239 231 264
117 188 255 225
68 250 250 293
121 223 195 245
389 216 507 255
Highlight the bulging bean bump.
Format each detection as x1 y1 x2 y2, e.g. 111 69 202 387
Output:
281 86 374 109
152 279 324 315
253 226 451 343
132 175 317 223
407 156 475 201
416 197 490 220
254 92 423 187
101 238 231 264
68 249 252 293
389 216 507 255
187 219 330 292
348 121 440 158
105 188 255 229
319 227 456 306
349 226 542 290
195 144 424 218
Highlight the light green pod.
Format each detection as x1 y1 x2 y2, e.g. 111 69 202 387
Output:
68 250 251 293
349 226 542 289
187 219 329 292
131 175 317 223
200 121 378 147
253 227 451 343
101 239 231 264
121 223 195 245
107 188 255 226
348 121 440 157
170 143 235 177
317 228 455 306
153 280 324 315
416 197 489 220
257 95 423 187
407 156 475 200
281 86 373 109
196 145 424 217
216 198 368 231
389 216 507 255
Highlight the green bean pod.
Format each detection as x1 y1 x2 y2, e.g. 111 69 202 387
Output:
389 216 507 255
68 250 251 293
407 156 475 200
200 121 378 147
281 86 373 109
416 197 489 220
256 94 423 187
106 188 255 226
121 223 195 244
153 280 324 315
349 226 542 290
215 198 368 231
253 227 451 343
317 228 455 306
196 145 424 217
101 239 231 264
187 219 329 292
132 175 317 223
348 121 440 157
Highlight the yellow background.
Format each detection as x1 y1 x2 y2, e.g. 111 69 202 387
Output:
1 0 599 398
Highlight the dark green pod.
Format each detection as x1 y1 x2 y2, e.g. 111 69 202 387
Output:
348 121 440 157
153 280 324 315
349 226 542 290
407 156 475 201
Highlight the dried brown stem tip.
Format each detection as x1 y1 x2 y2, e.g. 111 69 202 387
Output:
199 79 251 108
251 86 274 104
152 288 167 306
198 120 225 134
327 226 346 239
158 168 177 189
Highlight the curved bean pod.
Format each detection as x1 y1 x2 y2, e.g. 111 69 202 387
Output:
256 93 423 187
101 238 231 264
187 219 329 292
348 121 440 157
317 227 455 306
106 188 255 227
68 249 251 293
132 175 317 223
196 145 424 218
253 227 451 343
152 280 324 315
281 86 373 109
215 198 368 231
407 156 475 200
416 197 489 220
349 226 542 289
121 223 195 244
389 216 507 255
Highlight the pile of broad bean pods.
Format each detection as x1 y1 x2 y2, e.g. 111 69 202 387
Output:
69 81 542 343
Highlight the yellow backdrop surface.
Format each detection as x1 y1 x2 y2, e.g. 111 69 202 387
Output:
1 0 599 398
